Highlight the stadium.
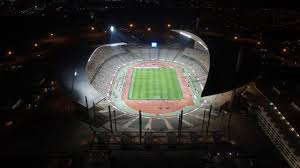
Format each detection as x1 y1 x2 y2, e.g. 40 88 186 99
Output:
82 29 219 131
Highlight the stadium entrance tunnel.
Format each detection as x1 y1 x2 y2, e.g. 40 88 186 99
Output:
85 31 210 118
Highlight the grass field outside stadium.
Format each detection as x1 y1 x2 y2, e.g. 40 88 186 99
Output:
128 67 183 100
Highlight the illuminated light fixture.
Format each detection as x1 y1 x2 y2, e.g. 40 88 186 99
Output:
297 134 300 137
286 121 290 125
274 106 277 110
283 48 287 52
91 26 95 30
130 24 133 27
34 43 38 47
50 33 54 36
277 111 281 115
270 102 273 105
290 128 295 132
151 42 157 48
110 26 114 32
167 24 171 28
234 36 238 40
8 51 12 55
257 41 261 45
281 116 285 120
74 71 77 76
147 27 151 31
180 31 192 38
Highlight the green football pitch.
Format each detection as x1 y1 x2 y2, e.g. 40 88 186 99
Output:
128 68 183 100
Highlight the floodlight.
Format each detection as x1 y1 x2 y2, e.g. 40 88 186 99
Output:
110 26 114 32
151 42 157 48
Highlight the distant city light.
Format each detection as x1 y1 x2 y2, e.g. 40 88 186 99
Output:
110 26 114 32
